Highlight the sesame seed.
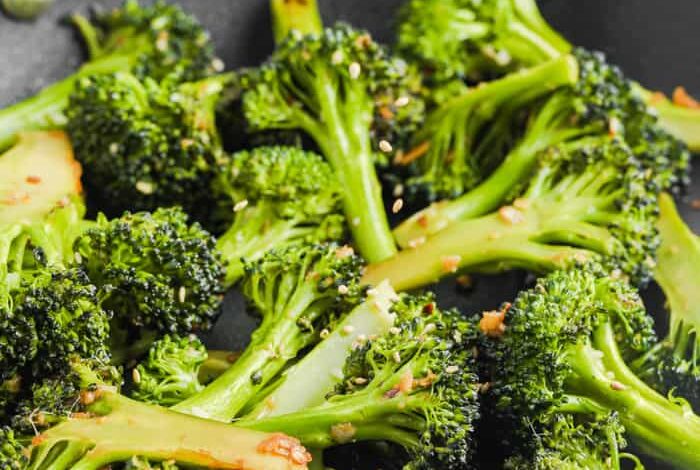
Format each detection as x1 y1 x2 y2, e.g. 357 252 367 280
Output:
338 284 349 295
348 62 361 79
392 351 401 363
352 217 361 227
393 184 404 197
74 252 83 264
353 377 368 385
389 327 401 335
233 199 249 212
320 329 330 339
445 365 459 374
132 368 141 384
135 181 154 195
379 140 393 153
424 323 436 334
156 31 169 51
394 96 410 107
331 50 344 64
211 58 225 72
357 334 367 342
178 286 187 303
498 205 524 225
392 198 404 214
343 325 355 335
109 143 119 155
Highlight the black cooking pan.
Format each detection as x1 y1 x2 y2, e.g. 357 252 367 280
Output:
1 1 698 468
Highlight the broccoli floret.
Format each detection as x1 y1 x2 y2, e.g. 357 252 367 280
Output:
67 72 233 228
172 243 364 422
365 137 659 291
631 193 700 410
20 363 312 470
216 146 345 286
393 49 689 248
0 0 219 151
397 0 571 84
482 264 700 469
396 0 700 152
241 23 424 262
130 335 207 407
237 294 480 469
0 426 27 469
74 207 225 337
397 55 578 200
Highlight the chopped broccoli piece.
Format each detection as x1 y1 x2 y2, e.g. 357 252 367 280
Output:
241 23 424 262
483 263 700 469
365 137 659 291
0 0 218 151
0 426 27 469
270 0 323 45
216 146 345 286
237 294 480 469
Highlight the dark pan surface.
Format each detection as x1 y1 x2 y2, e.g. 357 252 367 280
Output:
1 1 699 468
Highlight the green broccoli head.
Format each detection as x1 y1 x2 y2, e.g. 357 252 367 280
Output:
397 0 571 84
480 264 700 468
74 207 225 336
0 426 26 470
67 72 232 229
74 0 219 83
14 268 111 377
130 334 207 407
216 146 345 285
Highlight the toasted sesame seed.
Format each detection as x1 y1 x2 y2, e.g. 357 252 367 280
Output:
338 284 349 295
392 351 401 363
331 50 344 64
132 368 141 384
348 62 361 79
394 96 410 107
379 140 393 153
393 184 404 197
109 143 119 155
135 181 154 195
211 58 225 72
392 198 404 214
320 328 330 339
233 199 249 212
389 327 401 335
445 365 459 374
74 252 83 264
353 377 368 385
343 325 355 335
178 286 187 303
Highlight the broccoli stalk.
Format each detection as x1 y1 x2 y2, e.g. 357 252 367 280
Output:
236 295 479 469
398 54 579 200
25 371 312 470
397 0 700 152
486 265 700 469
172 244 363 421
270 0 323 45
0 131 82 226
242 24 421 262
0 0 218 151
215 147 345 286
365 137 658 291
631 193 700 408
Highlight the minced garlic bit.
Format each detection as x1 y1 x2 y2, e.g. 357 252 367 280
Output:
479 303 511 338
392 198 404 214
348 62 361 79
257 433 312 465
330 422 357 444
441 255 461 273
233 199 249 212
498 205 524 225
398 370 413 393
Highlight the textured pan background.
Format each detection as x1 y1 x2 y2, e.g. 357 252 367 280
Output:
0 1 699 468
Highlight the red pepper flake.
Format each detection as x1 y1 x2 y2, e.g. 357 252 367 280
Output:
673 86 700 109
479 303 511 338
257 433 312 466
25 175 41 184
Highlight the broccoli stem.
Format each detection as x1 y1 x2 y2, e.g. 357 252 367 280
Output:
636 86 700 152
565 322 700 469
198 350 239 384
654 193 700 353
0 54 138 151
394 55 581 247
245 282 397 419
172 286 326 421
30 389 309 470
303 70 397 263
364 208 595 291
511 0 572 58
270 0 323 45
